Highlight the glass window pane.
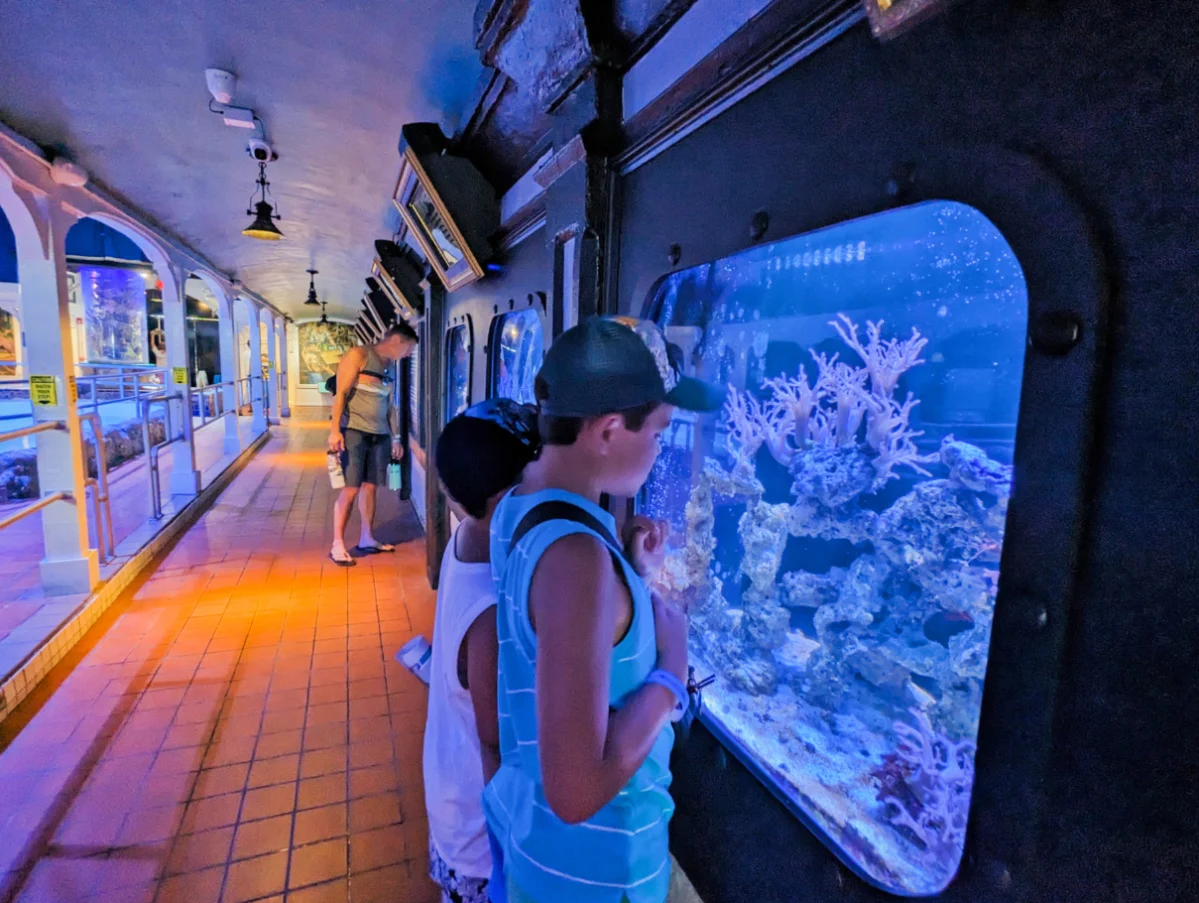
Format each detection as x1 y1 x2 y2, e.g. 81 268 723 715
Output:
408 182 465 269
410 339 423 441
641 201 1027 895
445 324 471 422
491 309 545 404
76 265 149 364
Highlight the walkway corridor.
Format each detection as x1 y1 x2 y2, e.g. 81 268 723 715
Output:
0 411 439 903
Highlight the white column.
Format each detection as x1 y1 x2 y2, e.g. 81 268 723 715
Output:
217 295 240 454
164 264 199 495
264 312 279 425
248 303 266 434
22 199 98 594
277 319 291 417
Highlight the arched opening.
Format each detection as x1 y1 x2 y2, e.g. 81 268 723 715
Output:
183 275 222 386
0 205 21 379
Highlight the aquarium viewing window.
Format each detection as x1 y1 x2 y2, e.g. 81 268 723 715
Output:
445 322 472 423
640 201 1027 895
489 308 544 405
77 265 150 364
410 338 424 444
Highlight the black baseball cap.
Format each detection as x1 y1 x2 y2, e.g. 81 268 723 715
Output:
536 316 725 417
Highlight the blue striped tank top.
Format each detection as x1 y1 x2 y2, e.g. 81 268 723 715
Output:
483 488 675 903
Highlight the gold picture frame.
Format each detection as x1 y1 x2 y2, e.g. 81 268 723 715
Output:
864 0 960 40
371 258 423 324
392 146 486 292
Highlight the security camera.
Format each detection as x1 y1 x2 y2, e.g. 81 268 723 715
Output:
246 139 277 162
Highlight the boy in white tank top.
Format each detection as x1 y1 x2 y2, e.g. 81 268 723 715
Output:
423 399 541 903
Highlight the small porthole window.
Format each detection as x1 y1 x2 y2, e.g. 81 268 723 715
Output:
489 308 545 405
445 322 472 422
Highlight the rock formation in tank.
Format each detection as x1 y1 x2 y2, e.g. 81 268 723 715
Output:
660 315 1013 884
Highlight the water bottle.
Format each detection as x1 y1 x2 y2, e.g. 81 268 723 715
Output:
387 460 402 492
327 451 345 490
396 636 432 684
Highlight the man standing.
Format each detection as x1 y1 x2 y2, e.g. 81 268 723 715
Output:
328 320 418 565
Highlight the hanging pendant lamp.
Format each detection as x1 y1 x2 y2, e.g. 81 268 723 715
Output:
242 162 283 240
304 268 320 305
319 300 329 324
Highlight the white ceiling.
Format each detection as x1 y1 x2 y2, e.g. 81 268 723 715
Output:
0 0 483 318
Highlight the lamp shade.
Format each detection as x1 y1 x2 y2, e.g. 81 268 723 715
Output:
243 201 283 240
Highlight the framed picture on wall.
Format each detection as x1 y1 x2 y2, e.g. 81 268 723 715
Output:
391 124 498 292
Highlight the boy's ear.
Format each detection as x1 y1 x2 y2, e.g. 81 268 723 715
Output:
593 413 624 449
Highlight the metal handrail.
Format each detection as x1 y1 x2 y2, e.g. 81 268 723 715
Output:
0 491 71 531
79 412 114 563
0 368 169 429
192 378 240 430
141 391 189 520
0 420 65 444
0 422 72 533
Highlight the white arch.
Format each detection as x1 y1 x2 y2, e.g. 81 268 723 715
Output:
0 160 49 268
65 211 178 301
187 268 229 314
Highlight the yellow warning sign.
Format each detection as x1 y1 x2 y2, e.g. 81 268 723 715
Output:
66 375 78 405
29 375 57 406
172 367 188 386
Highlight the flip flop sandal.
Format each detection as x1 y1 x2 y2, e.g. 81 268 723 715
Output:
329 549 356 567
354 543 396 555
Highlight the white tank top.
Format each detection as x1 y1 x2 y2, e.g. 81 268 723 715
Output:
422 528 496 878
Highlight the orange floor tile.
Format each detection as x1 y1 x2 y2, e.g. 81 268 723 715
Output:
0 410 440 903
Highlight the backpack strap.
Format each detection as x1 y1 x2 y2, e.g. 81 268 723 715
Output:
509 500 628 565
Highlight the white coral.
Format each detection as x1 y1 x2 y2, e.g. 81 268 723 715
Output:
722 385 767 467
865 392 938 488
832 314 928 399
881 708 976 863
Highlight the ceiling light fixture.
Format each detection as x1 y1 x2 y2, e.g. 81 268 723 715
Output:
304 268 320 306
319 300 329 325
243 162 283 240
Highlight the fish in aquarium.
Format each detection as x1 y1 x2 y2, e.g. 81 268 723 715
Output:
648 315 1013 894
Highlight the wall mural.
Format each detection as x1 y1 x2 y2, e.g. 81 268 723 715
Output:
0 307 16 376
298 321 357 386
77 265 148 364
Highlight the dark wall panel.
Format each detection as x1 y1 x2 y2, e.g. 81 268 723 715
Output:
616 2 1199 901
445 226 551 407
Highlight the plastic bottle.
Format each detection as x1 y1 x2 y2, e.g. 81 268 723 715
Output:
327 451 345 489
396 636 432 684
387 460 402 491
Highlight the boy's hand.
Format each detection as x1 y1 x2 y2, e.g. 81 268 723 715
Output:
652 592 689 684
328 430 345 454
391 440 404 461
624 516 670 581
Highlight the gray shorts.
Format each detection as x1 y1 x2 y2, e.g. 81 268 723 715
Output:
341 428 390 488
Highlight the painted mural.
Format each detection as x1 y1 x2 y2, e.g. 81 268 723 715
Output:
0 307 16 376
298 321 357 386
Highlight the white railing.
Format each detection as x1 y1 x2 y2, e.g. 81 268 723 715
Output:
1 363 169 431
0 417 114 564
0 421 71 531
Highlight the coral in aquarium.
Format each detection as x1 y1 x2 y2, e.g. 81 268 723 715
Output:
875 709 976 870
659 314 1014 892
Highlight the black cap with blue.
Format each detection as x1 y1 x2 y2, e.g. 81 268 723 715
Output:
537 316 725 417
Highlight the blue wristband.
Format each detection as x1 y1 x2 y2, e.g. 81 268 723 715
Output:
645 669 688 723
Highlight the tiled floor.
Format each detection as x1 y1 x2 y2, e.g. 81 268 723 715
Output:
0 417 265 685
0 410 439 903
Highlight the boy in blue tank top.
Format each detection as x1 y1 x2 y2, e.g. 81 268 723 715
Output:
484 317 724 903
